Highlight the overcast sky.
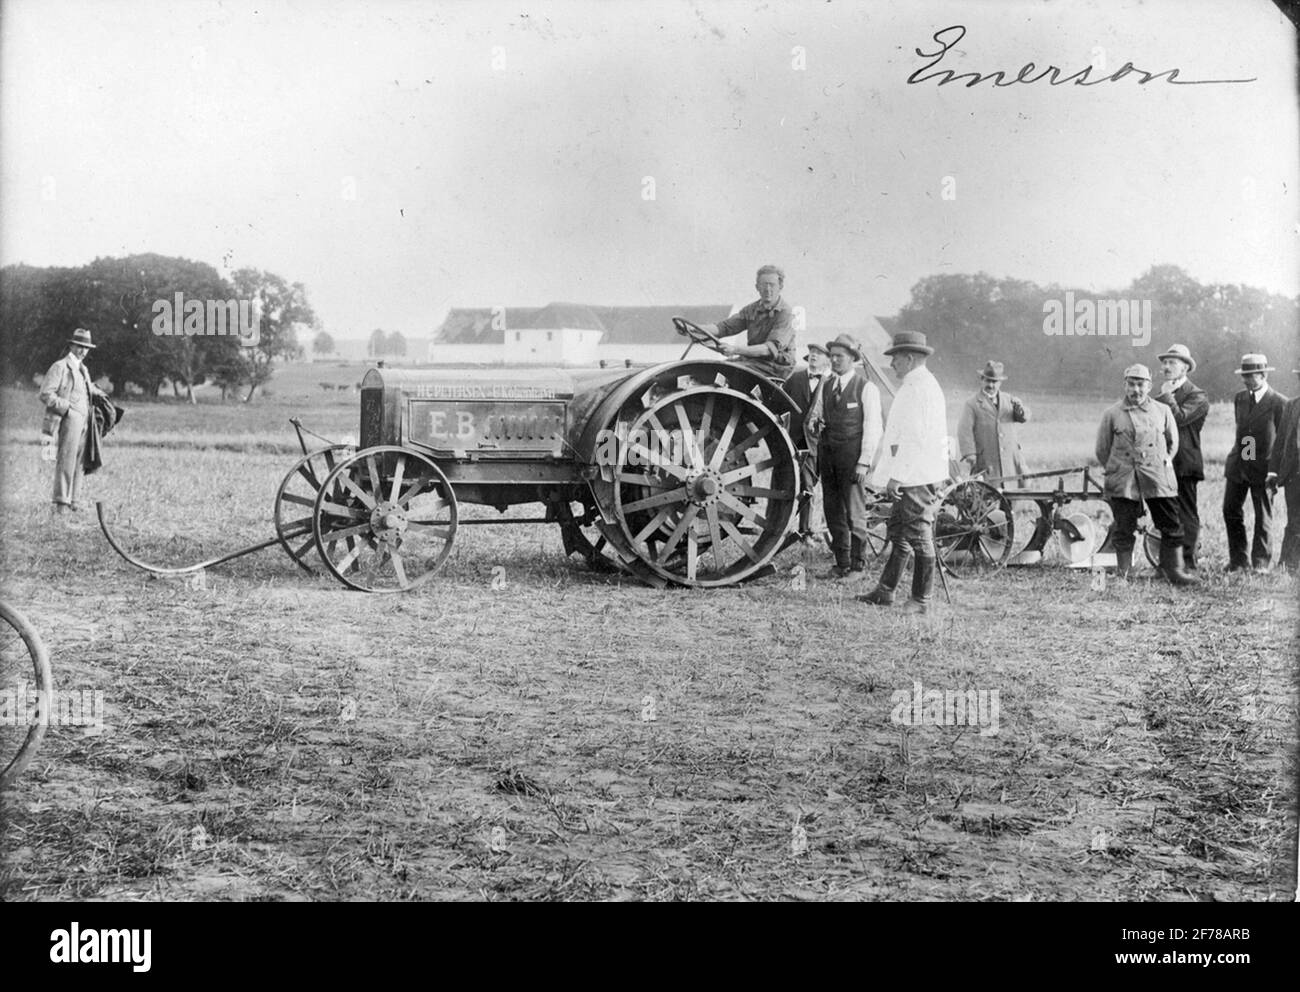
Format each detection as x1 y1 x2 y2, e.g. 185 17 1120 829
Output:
2 0 1296 338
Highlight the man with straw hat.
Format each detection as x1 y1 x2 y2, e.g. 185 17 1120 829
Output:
39 327 108 516
856 330 947 612
1223 353 1288 572
1266 364 1300 571
804 334 882 579
1153 343 1209 570
1095 364 1196 585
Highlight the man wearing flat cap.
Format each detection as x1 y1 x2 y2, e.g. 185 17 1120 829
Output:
39 327 109 515
1266 365 1300 571
1095 364 1196 585
857 331 948 612
957 360 1030 486
784 342 833 540
804 334 882 578
1153 344 1209 570
1223 354 1289 572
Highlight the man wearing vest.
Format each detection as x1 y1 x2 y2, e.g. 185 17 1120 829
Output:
1223 353 1289 572
804 334 882 580
1153 344 1209 570
783 342 832 541
857 331 948 614
1266 366 1300 571
39 327 107 516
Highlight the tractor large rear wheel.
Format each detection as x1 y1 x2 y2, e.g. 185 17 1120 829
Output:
590 385 798 586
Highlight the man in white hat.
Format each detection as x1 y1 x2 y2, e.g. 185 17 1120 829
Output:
38 327 108 515
1223 353 1289 572
856 331 947 612
957 360 1031 486
1153 343 1209 569
1095 364 1197 585
804 334 882 577
1267 365 1300 571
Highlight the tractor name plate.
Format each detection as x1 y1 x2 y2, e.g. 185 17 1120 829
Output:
408 400 567 452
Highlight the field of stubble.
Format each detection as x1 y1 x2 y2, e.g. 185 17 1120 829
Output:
1 380 1296 901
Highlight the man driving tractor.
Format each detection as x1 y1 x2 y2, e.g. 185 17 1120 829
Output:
694 264 797 380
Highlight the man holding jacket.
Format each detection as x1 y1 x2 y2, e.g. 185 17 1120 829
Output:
39 327 108 516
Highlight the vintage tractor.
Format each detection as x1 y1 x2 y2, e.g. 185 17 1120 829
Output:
100 344 805 591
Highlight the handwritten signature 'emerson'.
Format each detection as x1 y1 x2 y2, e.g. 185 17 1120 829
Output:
908 25 1257 88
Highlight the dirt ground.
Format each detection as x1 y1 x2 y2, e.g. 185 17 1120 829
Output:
1 392 1296 901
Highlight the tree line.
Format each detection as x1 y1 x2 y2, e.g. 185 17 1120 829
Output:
891 265 1300 400
0 254 315 401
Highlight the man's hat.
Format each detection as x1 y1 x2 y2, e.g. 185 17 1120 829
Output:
1234 354 1275 375
805 342 829 358
824 334 861 360
67 328 96 349
1123 364 1152 381
1157 343 1196 373
978 360 1007 381
883 330 934 357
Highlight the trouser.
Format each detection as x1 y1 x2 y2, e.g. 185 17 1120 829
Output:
1108 495 1183 553
819 442 868 569
1280 482 1300 570
877 483 942 603
52 407 89 506
1222 476 1273 568
886 484 941 557
1174 475 1200 562
797 449 820 533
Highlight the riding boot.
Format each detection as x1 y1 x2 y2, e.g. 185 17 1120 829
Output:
1159 544 1200 587
1115 549 1132 580
858 544 911 605
902 553 935 614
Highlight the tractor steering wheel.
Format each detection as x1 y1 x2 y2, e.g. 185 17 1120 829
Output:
672 316 723 351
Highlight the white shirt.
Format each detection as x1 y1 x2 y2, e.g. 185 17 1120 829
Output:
805 372 883 468
869 365 948 487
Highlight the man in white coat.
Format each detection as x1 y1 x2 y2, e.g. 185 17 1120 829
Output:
857 331 949 614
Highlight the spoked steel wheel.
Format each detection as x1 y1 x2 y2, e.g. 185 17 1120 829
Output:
602 386 798 586
0 601 52 789
274 443 356 573
934 480 1015 578
312 446 458 592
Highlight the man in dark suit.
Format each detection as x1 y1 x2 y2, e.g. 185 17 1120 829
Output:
1266 366 1300 571
783 343 831 540
1154 344 1209 569
805 334 883 580
1223 353 1290 572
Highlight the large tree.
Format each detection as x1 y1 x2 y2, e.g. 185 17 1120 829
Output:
229 268 314 401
